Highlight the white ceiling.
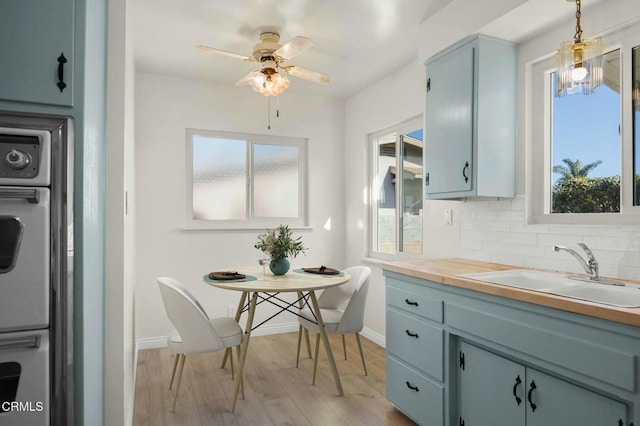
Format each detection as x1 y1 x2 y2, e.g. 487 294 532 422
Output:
132 0 607 99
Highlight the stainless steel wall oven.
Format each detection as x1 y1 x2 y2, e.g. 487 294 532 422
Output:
0 112 73 426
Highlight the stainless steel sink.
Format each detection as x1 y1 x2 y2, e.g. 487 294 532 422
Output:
457 269 583 291
458 269 640 308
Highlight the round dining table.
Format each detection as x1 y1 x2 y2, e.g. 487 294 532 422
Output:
203 266 351 412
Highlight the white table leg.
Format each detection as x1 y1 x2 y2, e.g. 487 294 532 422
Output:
230 291 258 412
309 290 344 396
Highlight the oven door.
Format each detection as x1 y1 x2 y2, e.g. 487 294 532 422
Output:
0 187 49 332
0 329 49 426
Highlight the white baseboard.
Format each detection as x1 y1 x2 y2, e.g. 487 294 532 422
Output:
136 324 386 353
136 322 301 351
361 326 386 348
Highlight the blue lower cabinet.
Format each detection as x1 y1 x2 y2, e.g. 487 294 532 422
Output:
458 341 629 426
386 355 443 425
458 341 525 426
525 369 627 426
384 270 637 426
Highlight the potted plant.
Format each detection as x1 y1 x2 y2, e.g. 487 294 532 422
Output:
255 225 306 275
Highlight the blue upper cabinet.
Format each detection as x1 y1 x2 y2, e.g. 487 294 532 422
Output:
425 34 517 199
0 0 75 107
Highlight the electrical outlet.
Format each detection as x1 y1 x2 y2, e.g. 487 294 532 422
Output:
227 305 236 317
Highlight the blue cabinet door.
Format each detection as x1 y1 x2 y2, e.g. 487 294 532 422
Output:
425 42 474 195
458 341 526 426
0 0 74 106
526 369 628 426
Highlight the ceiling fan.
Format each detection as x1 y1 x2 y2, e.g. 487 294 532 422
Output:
196 32 331 96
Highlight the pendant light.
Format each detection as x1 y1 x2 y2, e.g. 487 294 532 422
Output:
555 0 603 97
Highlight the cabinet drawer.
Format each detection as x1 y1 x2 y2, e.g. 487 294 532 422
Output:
386 355 444 426
387 308 443 380
387 280 443 323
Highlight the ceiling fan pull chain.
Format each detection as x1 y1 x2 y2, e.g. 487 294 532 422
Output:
268 96 271 130
276 95 280 118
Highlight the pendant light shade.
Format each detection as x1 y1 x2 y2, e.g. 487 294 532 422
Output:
555 0 603 96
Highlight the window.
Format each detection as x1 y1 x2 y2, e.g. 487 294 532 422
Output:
370 117 423 256
529 29 640 224
550 49 621 214
187 129 307 228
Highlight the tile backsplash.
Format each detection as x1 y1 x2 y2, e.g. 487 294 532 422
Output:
459 196 640 280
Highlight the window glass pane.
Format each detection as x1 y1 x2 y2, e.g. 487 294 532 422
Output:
551 49 621 213
192 136 246 220
375 133 397 254
633 46 640 205
253 144 299 217
401 129 423 254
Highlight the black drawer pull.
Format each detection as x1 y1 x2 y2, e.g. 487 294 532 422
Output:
405 330 419 338
405 381 419 392
528 380 537 412
404 299 419 306
512 375 522 405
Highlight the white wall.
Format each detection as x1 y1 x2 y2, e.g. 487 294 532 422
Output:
105 0 136 424
134 73 345 341
344 60 461 339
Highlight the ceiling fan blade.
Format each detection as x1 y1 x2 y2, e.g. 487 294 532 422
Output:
282 65 331 84
274 36 314 61
236 70 262 86
195 44 252 61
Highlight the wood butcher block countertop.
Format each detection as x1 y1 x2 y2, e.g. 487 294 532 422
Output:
382 257 640 327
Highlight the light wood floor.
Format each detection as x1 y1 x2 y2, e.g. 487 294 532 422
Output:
133 331 416 426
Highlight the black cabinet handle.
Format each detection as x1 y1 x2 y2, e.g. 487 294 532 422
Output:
462 161 470 183
405 330 419 338
405 381 419 392
527 380 537 412
512 375 522 405
57 53 67 92
404 299 419 307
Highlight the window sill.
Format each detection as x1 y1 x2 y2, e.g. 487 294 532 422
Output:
180 223 313 232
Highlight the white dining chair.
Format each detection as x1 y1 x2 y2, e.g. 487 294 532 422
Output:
157 277 243 412
295 266 371 383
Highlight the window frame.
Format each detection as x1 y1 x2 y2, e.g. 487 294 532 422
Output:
368 115 424 259
527 27 640 224
185 128 308 230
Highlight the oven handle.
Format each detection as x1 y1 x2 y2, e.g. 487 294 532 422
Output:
0 335 40 351
0 188 39 203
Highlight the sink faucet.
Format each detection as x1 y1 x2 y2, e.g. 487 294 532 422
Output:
553 243 599 281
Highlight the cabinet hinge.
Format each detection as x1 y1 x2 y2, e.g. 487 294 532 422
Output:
619 419 623 426
459 351 465 370
459 417 465 426
425 172 430 186
427 77 431 92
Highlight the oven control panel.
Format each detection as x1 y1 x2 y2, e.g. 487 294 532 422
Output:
0 135 40 179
